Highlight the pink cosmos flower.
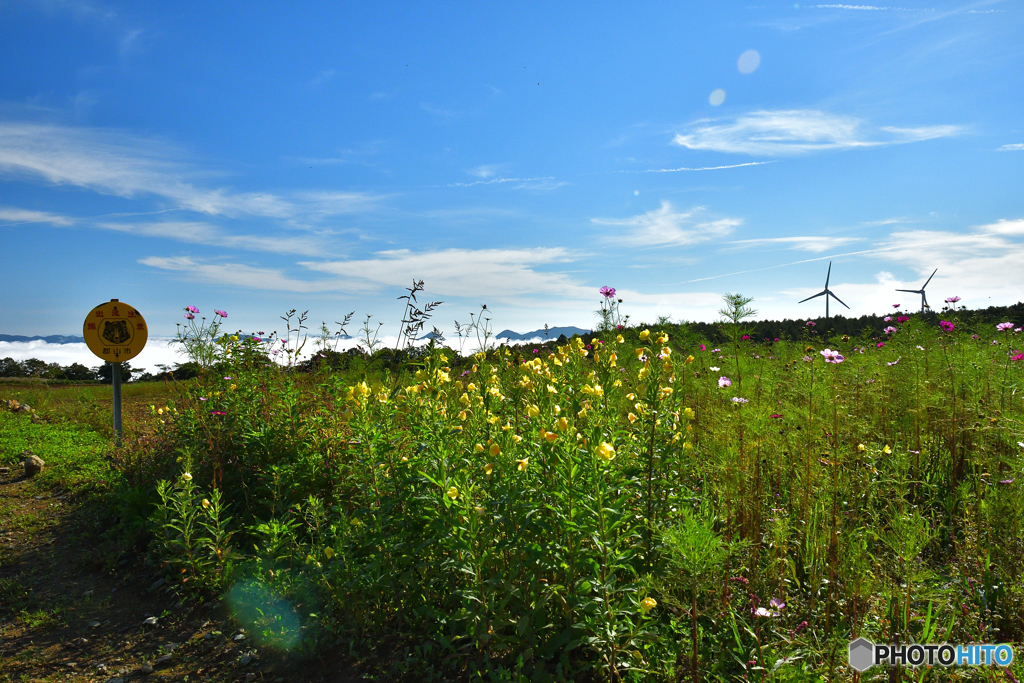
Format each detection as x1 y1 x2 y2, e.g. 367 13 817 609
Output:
718 376 732 388
971 334 980 339
710 348 721 353
741 334 751 340
945 296 961 303
753 607 774 618
820 348 844 363
887 357 901 366
699 343 706 352
770 598 786 611
999 479 1015 485
731 397 749 404
806 321 816 327
897 316 909 324
803 355 812 362
939 320 955 332
214 309 228 318
997 322 1015 332
884 316 892 322
599 286 616 299
186 305 199 313
210 410 227 416
184 312 195 320
876 342 885 348
1013 353 1024 362
893 304 901 308
770 413 783 419
884 326 897 335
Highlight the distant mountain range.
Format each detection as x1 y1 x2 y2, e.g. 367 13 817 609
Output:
496 326 591 341
0 334 85 344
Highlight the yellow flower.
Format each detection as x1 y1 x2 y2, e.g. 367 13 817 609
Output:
685 355 694 364
459 410 468 421
527 404 540 418
230 383 237 390
446 486 459 500
543 430 558 443
616 334 625 343
556 417 569 432
202 498 210 509
514 434 523 443
466 382 477 392
660 346 671 357
547 384 558 394
857 443 866 452
324 547 335 559
597 442 616 461
182 472 193 481
231 335 239 342
638 366 649 380
628 413 637 424
635 347 647 359
683 442 694 450
683 406 695 420
626 393 636 401
474 443 485 453
639 329 650 341
656 334 668 344
883 445 892 454
484 463 494 476
157 407 164 415
612 379 622 388
659 386 673 399
437 370 450 383
640 597 657 612
516 458 529 471
489 443 501 457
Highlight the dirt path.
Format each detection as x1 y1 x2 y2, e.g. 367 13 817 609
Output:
0 412 355 682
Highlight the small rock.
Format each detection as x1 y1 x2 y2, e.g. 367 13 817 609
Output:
23 454 45 477
142 616 158 626
0 467 10 474
149 578 166 591
239 652 253 666
246 674 256 682
139 663 154 674
233 633 246 642
104 678 124 683
82 590 94 597
95 663 108 673
155 654 172 666
67 662 78 669
203 632 212 640
88 620 102 629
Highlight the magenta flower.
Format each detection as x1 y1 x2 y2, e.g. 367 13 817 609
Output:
939 320 955 332
893 304 900 308
699 343 706 352
884 316 892 322
599 286 616 299
214 309 228 318
820 348 844 363
710 348 721 353
769 597 786 611
210 410 227 416
876 342 885 348
223 376 232 380
770 413 782 419
806 321 816 327
184 312 195 320
186 305 199 313
803 355 812 362
718 376 732 388
997 322 1015 331
1000 479 1015 485
884 326 897 335
741 334 751 340
897 316 909 324
1013 353 1024 362
945 296 961 303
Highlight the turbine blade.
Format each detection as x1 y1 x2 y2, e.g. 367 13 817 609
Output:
895 289 922 294
798 291 827 303
825 261 832 288
828 291 850 309
922 268 937 288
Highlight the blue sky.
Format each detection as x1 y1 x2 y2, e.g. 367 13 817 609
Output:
2 0 1023 341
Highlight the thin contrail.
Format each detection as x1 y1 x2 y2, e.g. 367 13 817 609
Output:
680 247 897 283
642 161 776 173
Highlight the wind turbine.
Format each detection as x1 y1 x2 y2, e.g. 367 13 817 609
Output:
799 261 850 320
896 268 937 313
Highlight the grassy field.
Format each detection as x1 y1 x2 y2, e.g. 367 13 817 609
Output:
2 311 1023 682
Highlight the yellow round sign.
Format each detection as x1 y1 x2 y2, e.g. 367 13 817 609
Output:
83 299 148 362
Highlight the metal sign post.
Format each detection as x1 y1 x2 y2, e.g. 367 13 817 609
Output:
111 361 123 445
83 299 148 446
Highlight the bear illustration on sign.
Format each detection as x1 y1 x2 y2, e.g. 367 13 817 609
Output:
101 319 131 345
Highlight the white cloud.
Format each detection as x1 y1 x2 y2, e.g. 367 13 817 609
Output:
730 236 864 252
468 164 503 178
672 110 960 156
0 121 384 220
592 202 741 247
0 206 74 226
301 248 588 302
98 221 328 255
444 176 559 189
139 256 349 293
998 143 1024 151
